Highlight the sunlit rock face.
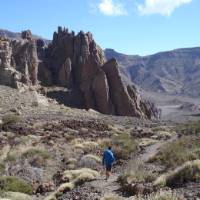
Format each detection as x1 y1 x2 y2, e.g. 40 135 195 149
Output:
0 27 160 119
0 30 38 88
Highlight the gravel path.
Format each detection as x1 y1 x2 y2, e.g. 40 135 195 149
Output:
89 134 178 199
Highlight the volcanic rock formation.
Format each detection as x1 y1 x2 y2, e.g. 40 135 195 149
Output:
0 31 38 87
0 27 160 119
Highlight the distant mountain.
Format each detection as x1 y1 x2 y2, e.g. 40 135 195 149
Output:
0 29 50 43
0 29 21 39
105 48 200 97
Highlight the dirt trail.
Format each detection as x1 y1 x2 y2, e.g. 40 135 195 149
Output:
89 135 177 198
139 135 177 162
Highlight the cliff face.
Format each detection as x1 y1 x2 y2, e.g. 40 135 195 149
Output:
0 28 159 119
0 31 38 88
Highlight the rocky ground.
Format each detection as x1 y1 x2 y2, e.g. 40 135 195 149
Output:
142 90 200 122
1 85 200 200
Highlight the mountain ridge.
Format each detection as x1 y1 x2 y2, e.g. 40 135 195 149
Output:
105 48 200 97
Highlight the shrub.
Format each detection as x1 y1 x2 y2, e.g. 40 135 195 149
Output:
132 190 184 200
112 134 138 160
21 148 50 167
77 154 101 170
5 153 17 163
119 160 157 195
22 148 50 159
2 114 21 125
62 168 99 183
45 168 99 200
150 136 200 169
0 176 33 195
0 191 32 200
178 120 200 135
66 158 77 170
101 194 124 200
73 140 98 153
56 182 75 193
101 191 184 200
119 160 156 184
154 160 200 188
0 163 5 174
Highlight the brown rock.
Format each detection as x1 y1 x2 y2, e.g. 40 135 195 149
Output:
0 27 159 119
21 30 32 40
0 33 38 87
58 57 72 86
102 58 143 118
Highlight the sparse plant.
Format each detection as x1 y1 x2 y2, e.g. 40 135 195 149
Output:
119 160 157 195
5 152 17 163
131 190 185 200
112 134 138 160
0 191 32 200
0 176 33 195
21 148 51 167
177 120 200 135
77 154 101 170
149 136 200 169
101 194 124 200
45 168 99 200
22 148 50 159
154 160 200 188
0 162 5 174
2 114 21 126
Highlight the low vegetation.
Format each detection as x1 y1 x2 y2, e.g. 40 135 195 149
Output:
72 139 99 153
2 114 21 126
22 148 50 159
133 190 184 200
119 160 157 195
119 160 156 184
101 190 183 200
154 160 200 188
21 148 51 167
45 168 99 199
103 134 138 160
78 154 101 169
149 136 200 169
178 120 200 135
0 162 5 174
0 191 32 200
0 176 33 195
101 194 124 200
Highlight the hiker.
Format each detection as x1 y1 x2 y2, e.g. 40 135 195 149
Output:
102 146 115 180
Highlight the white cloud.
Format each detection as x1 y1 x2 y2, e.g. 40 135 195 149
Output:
98 0 127 16
138 0 192 16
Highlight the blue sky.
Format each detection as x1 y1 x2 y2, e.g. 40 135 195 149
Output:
0 0 199 55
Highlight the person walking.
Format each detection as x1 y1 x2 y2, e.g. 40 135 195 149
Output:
102 146 115 180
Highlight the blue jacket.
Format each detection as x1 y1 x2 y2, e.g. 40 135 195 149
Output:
102 149 115 166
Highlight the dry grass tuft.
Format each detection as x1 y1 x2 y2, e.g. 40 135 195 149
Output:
0 192 32 200
154 160 200 188
149 136 200 169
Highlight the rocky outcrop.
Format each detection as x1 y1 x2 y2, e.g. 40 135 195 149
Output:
44 27 159 119
0 27 159 119
102 59 158 118
0 37 22 88
0 30 38 87
45 28 110 113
